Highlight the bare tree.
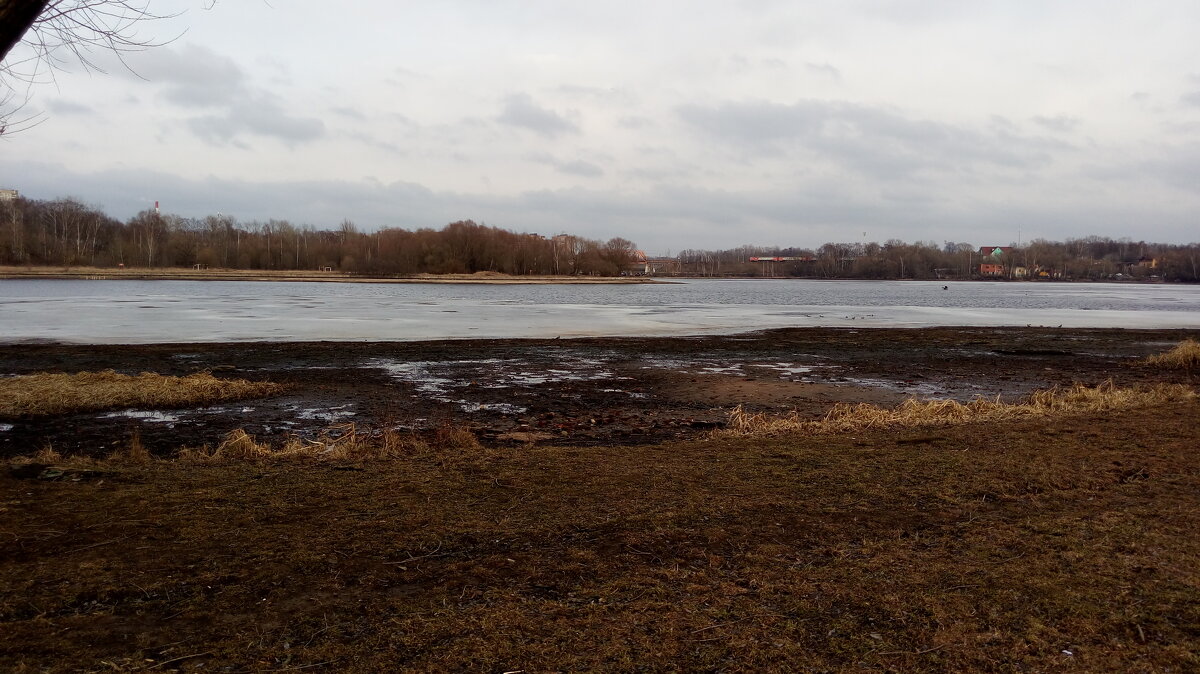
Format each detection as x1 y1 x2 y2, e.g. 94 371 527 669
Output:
1 1 176 134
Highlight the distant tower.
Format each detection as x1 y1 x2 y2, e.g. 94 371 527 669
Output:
155 200 160 215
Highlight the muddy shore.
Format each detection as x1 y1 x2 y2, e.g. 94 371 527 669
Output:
2 326 1195 457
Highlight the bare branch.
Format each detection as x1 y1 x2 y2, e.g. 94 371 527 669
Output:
1 0 184 136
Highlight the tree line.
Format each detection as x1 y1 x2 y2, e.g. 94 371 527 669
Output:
2 196 1197 281
678 238 1200 282
0 197 639 275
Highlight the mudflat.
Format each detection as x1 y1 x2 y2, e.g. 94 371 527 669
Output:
1 327 1198 671
0 326 1194 456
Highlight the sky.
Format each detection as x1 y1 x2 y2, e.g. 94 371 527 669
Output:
2 0 1199 254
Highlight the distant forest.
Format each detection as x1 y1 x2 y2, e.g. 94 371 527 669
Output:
677 239 1200 282
0 198 638 276
1 196 1198 281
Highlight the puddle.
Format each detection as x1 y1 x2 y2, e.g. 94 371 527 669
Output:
639 357 827 379
99 410 180 423
285 403 356 421
600 389 648 399
459 402 528 414
370 357 618 399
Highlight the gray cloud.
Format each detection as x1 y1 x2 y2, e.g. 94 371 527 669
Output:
46 100 93 115
496 93 578 137
11 158 1198 255
331 106 367 120
678 99 1067 178
618 116 654 129
527 152 605 178
187 95 325 146
116 44 324 146
805 62 841 80
123 44 247 107
1031 115 1080 132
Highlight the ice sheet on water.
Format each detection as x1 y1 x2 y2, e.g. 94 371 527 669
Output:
3 279 1199 344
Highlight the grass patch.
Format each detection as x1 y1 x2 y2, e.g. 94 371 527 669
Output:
0 370 284 418
1143 338 1200 371
723 381 1195 436
176 423 479 464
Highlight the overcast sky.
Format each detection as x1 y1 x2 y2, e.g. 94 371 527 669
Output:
2 0 1199 253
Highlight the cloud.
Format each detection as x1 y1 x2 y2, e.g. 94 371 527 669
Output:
1031 115 1080 132
123 44 247 107
677 99 1065 178
331 106 367 120
496 93 578 137
46 100 93 115
805 62 842 80
187 95 325 146
618 116 654 129
527 153 605 178
118 44 324 146
5 158 1200 254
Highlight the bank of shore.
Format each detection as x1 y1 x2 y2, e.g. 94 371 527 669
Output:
0 265 667 284
2 327 1199 671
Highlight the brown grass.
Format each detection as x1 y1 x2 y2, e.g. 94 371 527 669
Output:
176 423 477 464
0 370 284 418
1143 338 1200 371
3 399 1199 672
723 381 1195 436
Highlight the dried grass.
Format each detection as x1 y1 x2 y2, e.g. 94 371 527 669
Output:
722 381 1196 437
113 430 152 464
0 370 284 418
1143 339 1200 371
178 423 462 464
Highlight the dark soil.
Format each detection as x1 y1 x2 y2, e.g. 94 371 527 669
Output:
1 327 1195 457
2 327 1199 671
2 400 1198 671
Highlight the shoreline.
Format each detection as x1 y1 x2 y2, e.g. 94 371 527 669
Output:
0 266 1182 284
0 266 669 284
3 325 1196 456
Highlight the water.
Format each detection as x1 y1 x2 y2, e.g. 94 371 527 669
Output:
1 278 1198 344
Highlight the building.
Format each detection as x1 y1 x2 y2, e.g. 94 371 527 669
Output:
629 250 680 275
0 189 17 201
978 246 1014 277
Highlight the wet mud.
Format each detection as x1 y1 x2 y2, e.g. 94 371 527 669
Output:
1 326 1195 457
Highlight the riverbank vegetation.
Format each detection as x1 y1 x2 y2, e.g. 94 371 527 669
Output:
1143 338 1200 371
723 381 1195 437
0 370 284 418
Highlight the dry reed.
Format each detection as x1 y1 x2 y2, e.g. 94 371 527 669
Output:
722 381 1196 437
0 370 284 418
177 423 466 464
1143 339 1200 371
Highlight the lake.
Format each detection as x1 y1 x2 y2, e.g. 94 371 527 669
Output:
1 278 1198 344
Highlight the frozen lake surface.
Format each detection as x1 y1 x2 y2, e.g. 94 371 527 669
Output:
1 278 1198 344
